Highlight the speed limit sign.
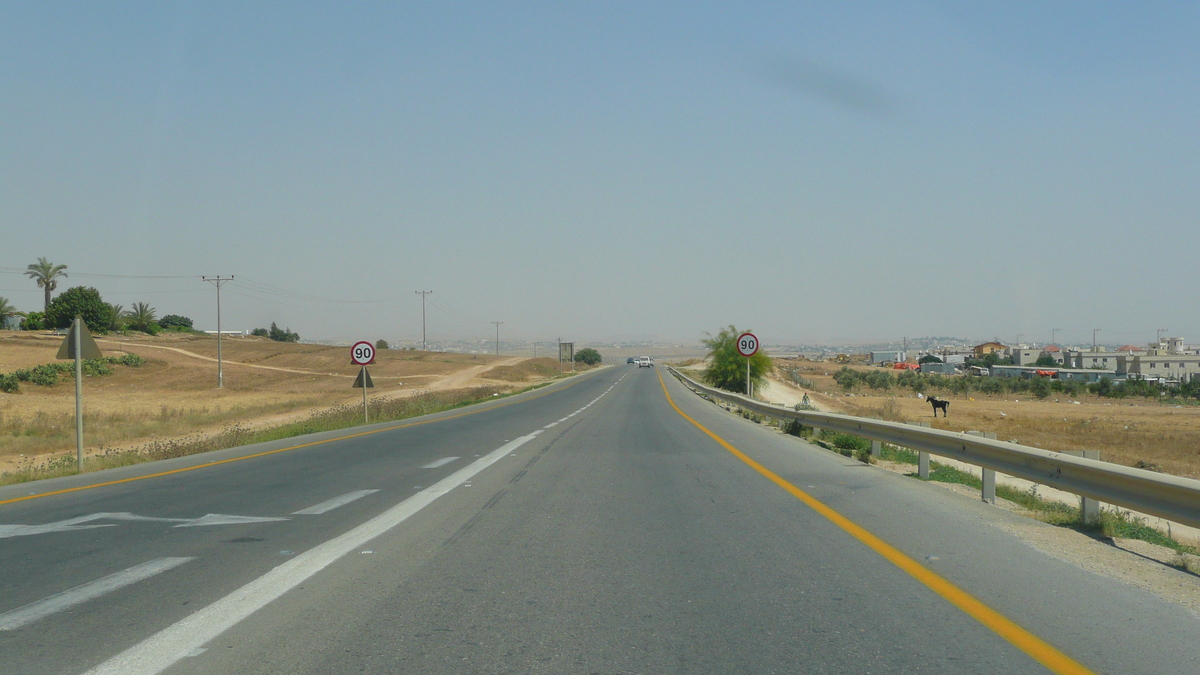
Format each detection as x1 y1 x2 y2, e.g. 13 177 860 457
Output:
736 332 759 357
350 341 376 365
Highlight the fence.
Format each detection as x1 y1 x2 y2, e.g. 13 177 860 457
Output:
668 367 1200 530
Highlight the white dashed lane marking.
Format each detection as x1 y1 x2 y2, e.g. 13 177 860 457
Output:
292 490 380 515
0 557 194 631
419 457 460 470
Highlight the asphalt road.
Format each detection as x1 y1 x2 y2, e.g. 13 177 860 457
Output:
1 365 1198 674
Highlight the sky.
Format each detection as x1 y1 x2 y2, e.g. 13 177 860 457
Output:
2 2 1198 348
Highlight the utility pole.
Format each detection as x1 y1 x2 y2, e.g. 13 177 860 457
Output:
1093 328 1101 352
1158 328 1169 346
1052 328 1061 346
491 321 503 356
415 291 433 351
202 276 234 388
558 337 562 375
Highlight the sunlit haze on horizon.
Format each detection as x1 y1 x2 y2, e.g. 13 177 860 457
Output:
3 2 1197 348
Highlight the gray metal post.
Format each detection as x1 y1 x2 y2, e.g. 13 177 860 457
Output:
362 366 368 424
746 358 750 396
1081 450 1101 522
216 282 223 388
74 317 83 471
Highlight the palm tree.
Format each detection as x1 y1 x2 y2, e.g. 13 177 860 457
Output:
127 302 157 332
109 303 127 331
0 297 15 328
24 258 68 310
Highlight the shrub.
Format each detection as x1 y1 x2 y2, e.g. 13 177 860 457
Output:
82 359 112 377
375 339 390 350
109 353 145 367
251 327 269 337
44 287 114 334
20 311 45 331
30 363 63 386
574 347 602 365
0 374 18 393
159 314 194 330
701 325 771 394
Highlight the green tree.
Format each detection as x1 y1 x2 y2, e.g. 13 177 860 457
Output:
24 257 68 310
44 287 114 334
701 325 771 394
268 322 299 342
108 304 127 331
574 347 602 365
159 314 193 330
918 354 943 364
1030 376 1051 399
1034 354 1057 367
126 302 159 334
375 339 390 350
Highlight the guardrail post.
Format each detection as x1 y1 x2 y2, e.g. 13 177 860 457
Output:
871 440 881 459
967 431 997 503
1074 450 1102 523
918 451 930 479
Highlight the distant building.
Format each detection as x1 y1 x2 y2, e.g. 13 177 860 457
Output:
1040 344 1066 365
869 350 905 364
919 362 959 375
1126 355 1200 382
1010 348 1042 366
973 341 1007 357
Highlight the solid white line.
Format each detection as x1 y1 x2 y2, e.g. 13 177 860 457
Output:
419 456 460 470
81 434 541 675
0 557 193 631
542 422 558 429
292 490 380 515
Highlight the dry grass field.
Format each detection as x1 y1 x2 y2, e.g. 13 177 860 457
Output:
0 330 574 472
770 358 1200 479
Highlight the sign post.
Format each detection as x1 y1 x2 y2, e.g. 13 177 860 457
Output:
736 332 759 397
350 341 376 424
56 315 103 471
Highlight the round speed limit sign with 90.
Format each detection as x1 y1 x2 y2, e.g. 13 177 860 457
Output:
736 332 759 357
351 341 376 365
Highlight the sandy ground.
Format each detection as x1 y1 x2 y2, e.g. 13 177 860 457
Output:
0 330 570 471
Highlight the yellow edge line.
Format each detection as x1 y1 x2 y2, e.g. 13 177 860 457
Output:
656 370 1097 675
0 371 598 507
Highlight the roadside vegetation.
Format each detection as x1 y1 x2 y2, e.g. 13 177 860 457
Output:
0 354 146 394
700 325 771 393
0 384 511 487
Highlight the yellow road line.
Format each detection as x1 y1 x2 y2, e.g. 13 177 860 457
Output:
656 370 1097 675
0 372 600 507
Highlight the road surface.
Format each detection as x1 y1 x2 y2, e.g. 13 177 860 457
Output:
1 365 1197 674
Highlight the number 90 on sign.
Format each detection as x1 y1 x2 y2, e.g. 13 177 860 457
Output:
351 341 376 365
736 332 759 358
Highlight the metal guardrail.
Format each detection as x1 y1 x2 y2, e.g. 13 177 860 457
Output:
667 367 1200 530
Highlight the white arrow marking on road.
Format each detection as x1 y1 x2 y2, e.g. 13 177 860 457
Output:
0 512 287 538
292 490 379 515
174 514 289 528
0 557 194 631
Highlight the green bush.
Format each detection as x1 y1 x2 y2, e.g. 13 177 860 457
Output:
44 287 114 334
109 353 145 367
830 433 870 452
30 363 64 386
0 374 18 393
375 339 390 350
82 359 112 377
574 347 602 365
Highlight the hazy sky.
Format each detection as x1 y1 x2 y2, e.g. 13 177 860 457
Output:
3 2 1197 347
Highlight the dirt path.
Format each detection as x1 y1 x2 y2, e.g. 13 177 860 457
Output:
94 339 357 378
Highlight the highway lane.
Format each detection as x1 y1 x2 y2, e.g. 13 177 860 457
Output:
3 364 1199 673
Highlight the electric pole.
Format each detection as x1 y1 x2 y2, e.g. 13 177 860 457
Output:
202 276 234 388
1158 328 1169 346
491 321 503 355
1093 328 1101 352
1052 328 1061 346
415 291 433 351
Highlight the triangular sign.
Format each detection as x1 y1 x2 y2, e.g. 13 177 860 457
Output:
352 367 374 389
56 316 104 361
